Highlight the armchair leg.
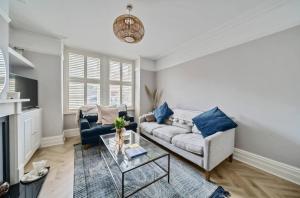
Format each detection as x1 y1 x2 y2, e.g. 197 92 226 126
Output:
204 171 211 181
228 154 233 163
83 144 91 150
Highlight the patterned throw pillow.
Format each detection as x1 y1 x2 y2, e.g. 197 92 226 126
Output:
145 113 156 122
172 118 193 131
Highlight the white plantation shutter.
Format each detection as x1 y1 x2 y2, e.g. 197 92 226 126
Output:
122 85 132 107
109 85 120 105
65 49 134 112
122 63 132 82
67 53 102 111
109 61 120 81
69 82 84 110
87 83 100 105
69 53 84 78
87 57 101 105
109 60 133 108
87 57 100 79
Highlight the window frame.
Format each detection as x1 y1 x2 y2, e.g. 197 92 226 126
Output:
63 47 135 113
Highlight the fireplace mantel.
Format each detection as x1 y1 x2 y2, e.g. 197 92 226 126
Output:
0 99 30 117
0 98 30 184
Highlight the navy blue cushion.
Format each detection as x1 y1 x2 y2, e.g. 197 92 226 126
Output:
154 102 174 124
192 107 237 138
119 111 127 118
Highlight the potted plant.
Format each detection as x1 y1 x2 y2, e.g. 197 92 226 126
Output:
114 117 126 150
114 117 126 134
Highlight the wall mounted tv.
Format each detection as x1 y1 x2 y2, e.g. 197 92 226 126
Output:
9 73 38 110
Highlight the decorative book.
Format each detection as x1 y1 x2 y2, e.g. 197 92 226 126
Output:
125 146 147 159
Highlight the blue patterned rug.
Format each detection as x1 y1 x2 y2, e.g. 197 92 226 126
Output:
73 144 230 198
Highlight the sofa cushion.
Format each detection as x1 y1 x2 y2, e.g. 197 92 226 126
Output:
172 133 204 155
140 122 165 134
154 102 174 124
81 124 114 138
152 126 190 143
192 107 237 138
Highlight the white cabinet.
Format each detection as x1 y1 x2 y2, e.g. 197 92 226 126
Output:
20 108 42 164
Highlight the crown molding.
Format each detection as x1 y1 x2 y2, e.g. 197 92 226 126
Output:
0 7 11 23
156 0 300 71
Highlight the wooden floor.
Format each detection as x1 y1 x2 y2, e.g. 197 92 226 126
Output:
25 137 300 198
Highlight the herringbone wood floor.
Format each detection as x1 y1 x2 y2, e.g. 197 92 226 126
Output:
25 137 300 198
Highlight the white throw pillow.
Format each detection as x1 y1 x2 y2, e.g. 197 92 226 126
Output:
100 106 118 125
192 124 201 134
96 105 102 124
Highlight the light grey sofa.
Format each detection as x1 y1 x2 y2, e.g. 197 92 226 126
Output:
139 108 235 180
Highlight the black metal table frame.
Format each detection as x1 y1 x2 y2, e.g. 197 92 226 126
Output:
101 149 170 198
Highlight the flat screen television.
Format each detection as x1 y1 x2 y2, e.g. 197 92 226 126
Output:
9 73 38 110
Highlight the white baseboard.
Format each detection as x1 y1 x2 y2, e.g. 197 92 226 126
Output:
234 148 300 185
41 135 65 148
64 128 80 138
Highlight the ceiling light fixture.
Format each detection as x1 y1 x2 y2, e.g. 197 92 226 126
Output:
113 4 145 44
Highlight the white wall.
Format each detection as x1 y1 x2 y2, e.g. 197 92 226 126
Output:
135 57 157 119
11 51 63 137
156 25 300 167
9 28 64 138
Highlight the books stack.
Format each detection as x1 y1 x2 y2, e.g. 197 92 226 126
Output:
125 144 147 159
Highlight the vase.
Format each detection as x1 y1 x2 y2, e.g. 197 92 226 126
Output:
115 128 125 151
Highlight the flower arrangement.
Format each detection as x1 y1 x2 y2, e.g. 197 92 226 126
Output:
145 85 163 110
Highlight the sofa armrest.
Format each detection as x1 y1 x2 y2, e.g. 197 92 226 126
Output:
80 118 90 130
125 116 134 122
138 114 147 124
203 128 235 171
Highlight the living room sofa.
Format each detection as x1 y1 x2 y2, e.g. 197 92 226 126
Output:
79 110 138 145
139 108 235 180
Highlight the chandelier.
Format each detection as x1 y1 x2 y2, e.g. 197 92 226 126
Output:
113 4 145 43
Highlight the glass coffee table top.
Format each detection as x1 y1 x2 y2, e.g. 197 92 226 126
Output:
100 130 169 173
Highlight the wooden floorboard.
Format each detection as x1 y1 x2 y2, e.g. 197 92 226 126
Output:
25 137 300 198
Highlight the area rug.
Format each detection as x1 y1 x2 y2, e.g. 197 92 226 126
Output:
73 144 230 198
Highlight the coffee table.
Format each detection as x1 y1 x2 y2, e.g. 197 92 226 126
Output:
100 130 170 198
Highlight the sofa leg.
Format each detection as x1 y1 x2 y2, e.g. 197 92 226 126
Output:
204 171 211 181
228 154 233 163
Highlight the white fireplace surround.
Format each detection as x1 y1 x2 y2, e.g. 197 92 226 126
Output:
0 99 29 184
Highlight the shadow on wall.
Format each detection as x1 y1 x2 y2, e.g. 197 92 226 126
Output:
235 115 300 168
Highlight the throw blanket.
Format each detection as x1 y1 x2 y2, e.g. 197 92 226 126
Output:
76 105 98 122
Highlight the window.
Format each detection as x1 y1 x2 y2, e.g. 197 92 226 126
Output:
64 50 134 112
66 52 101 111
109 60 133 107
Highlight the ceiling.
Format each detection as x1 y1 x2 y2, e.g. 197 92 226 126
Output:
10 0 268 60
